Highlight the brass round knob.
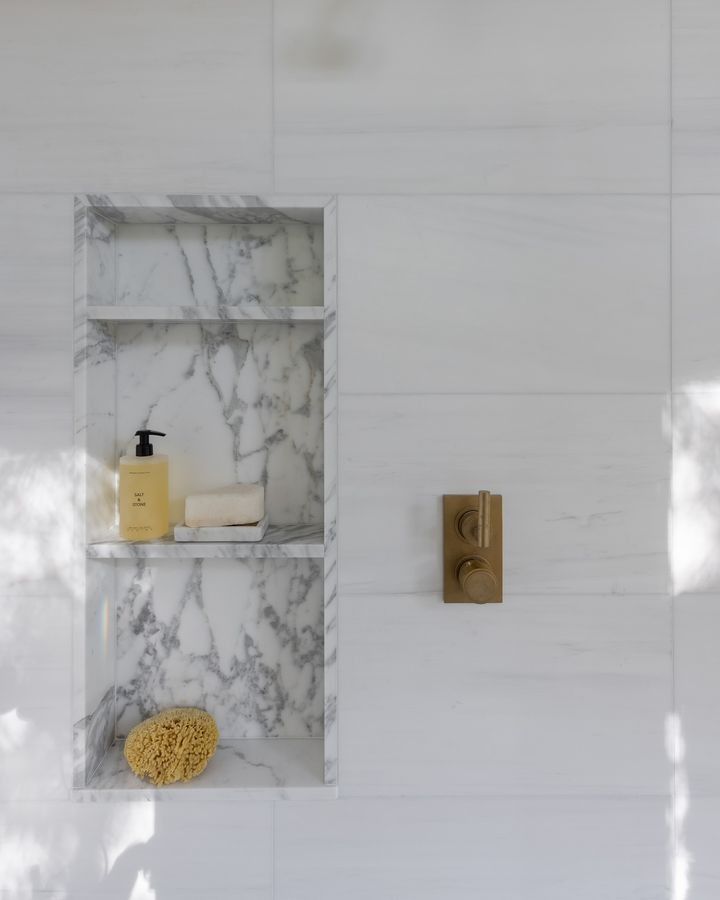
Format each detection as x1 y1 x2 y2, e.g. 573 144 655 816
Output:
456 556 497 604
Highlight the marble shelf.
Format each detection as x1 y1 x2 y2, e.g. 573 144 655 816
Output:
79 738 336 801
87 304 325 322
87 523 325 559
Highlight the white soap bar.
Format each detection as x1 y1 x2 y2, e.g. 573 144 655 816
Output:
184 484 265 528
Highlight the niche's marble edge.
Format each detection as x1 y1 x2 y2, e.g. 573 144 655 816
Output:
76 193 332 226
322 197 339 785
87 305 325 322
87 523 325 559
73 738 336 802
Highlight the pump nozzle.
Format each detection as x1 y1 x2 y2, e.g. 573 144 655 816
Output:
134 429 166 457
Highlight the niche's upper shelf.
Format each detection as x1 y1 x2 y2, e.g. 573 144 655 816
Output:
87 523 325 559
86 305 326 322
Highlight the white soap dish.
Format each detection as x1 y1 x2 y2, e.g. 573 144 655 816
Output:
174 515 269 543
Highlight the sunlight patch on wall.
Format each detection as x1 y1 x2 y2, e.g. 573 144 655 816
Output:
671 388 720 593
129 869 156 900
0 830 49 898
666 712 691 900
0 449 75 594
104 804 156 875
0 708 29 753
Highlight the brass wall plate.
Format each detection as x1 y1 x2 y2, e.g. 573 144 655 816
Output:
443 494 503 604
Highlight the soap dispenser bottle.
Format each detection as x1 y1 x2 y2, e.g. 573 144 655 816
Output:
119 430 169 541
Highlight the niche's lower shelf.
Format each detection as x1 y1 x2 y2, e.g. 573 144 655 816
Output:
79 737 335 801
86 524 325 560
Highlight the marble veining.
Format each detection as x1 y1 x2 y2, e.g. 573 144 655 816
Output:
73 684 114 788
322 196 338 784
80 193 330 225
117 222 323 308
88 305 325 322
115 557 324 739
115 320 324 528
74 195 338 789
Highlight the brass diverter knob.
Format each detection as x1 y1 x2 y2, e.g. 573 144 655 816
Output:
443 490 503 604
456 556 498 603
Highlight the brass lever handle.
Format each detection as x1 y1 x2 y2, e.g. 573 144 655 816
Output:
456 490 491 548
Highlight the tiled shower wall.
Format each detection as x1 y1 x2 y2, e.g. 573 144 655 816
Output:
1 0 719 896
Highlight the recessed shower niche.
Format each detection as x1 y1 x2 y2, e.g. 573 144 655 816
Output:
73 195 337 798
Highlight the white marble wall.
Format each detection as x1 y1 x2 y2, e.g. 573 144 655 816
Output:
117 222 323 307
115 319 324 526
115 557 324 738
3 1 720 898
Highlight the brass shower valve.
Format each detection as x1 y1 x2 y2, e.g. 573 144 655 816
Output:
443 491 503 604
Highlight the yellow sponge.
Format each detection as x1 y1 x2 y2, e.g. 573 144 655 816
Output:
124 707 219 786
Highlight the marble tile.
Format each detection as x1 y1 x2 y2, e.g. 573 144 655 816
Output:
0 195 73 398
78 193 330 226
340 394 670 596
0 433 75 596
0 665 70 715
673 0 720 191
674 595 720 797
114 320 324 528
0 195 73 307
73 558 116 788
276 796 668 900
0 590 71 665
275 0 668 192
0 660 72 802
0 801 273 897
115 558 324 739
0 1 272 192
339 593 671 796
672 198 720 393
87 524 325 559
116 222 323 307
339 196 670 394
0 706 72 802
73 686 115 789
322 197 338 784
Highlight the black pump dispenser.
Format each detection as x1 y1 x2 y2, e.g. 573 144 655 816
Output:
134 429 165 457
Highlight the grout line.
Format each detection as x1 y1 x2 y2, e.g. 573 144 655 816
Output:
668 2 682 896
339 590 673 599
339 390 673 398
0 189 696 198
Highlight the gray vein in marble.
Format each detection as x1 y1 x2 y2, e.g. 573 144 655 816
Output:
115 321 323 527
115 557 324 739
80 194 329 226
74 194 338 790
73 685 114 787
116 222 323 308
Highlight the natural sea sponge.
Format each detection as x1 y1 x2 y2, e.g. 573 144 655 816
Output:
124 707 219 786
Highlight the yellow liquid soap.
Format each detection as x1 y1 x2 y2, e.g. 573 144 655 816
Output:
119 453 169 541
